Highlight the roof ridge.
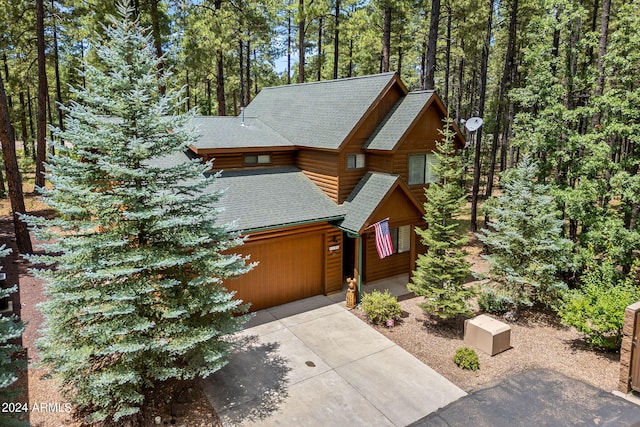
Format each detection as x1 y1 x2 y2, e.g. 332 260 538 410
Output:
406 90 435 95
366 171 400 178
260 72 397 90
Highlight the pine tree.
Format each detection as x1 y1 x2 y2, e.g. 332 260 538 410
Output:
408 118 473 320
24 3 252 423
477 157 573 317
0 246 26 427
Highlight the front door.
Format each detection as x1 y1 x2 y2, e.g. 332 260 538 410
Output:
342 233 356 283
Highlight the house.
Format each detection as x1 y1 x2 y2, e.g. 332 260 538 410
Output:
187 72 464 311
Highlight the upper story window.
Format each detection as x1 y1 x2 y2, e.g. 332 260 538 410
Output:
245 154 271 165
408 153 439 185
347 153 365 169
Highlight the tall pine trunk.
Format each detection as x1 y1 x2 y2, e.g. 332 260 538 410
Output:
287 6 292 84
216 52 226 115
586 0 599 65
397 34 403 76
348 39 353 77
455 37 464 123
2 55 12 109
381 3 391 72
239 40 245 108
333 0 340 80
592 0 610 127
19 92 29 155
246 36 251 104
470 0 493 232
186 69 191 111
47 93 55 152
206 79 212 115
27 85 35 161
52 0 64 133
298 0 306 83
150 0 165 95
444 4 451 106
0 76 33 254
420 40 426 89
35 0 48 189
424 0 441 90
317 16 323 81
214 0 225 114
486 0 518 198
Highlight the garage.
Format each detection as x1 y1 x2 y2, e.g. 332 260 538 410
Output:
224 225 325 312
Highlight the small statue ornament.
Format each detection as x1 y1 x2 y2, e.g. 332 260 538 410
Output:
346 277 357 308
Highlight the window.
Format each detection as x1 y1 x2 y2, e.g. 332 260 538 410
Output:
390 225 411 254
347 153 365 169
408 154 439 185
244 154 271 165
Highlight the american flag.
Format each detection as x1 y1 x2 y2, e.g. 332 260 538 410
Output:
373 219 394 259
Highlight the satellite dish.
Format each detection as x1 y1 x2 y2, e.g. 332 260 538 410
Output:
465 117 484 132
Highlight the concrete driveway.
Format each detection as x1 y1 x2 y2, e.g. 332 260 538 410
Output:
201 295 465 426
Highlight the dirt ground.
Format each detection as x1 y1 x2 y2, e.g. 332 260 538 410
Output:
353 298 620 394
353 232 621 394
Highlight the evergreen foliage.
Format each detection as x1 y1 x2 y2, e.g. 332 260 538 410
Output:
0 246 27 427
559 257 640 351
408 118 473 320
477 157 573 314
477 288 510 315
24 4 252 423
510 0 640 277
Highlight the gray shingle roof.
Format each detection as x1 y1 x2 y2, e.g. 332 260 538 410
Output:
211 167 343 232
243 73 398 150
190 116 293 150
147 152 343 232
339 172 400 233
364 91 434 151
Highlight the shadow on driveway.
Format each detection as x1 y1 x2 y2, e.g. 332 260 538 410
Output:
411 369 640 427
200 335 291 425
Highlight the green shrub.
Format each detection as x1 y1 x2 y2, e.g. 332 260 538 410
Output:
478 289 511 314
453 347 479 371
558 259 640 351
360 290 402 325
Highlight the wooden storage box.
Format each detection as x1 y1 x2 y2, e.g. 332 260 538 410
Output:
464 314 511 356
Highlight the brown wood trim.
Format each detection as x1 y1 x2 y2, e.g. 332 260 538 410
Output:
337 73 407 152
242 222 335 243
189 145 297 155
357 180 425 234
361 92 465 154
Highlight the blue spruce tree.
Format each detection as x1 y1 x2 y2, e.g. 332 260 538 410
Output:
477 157 573 318
24 3 252 423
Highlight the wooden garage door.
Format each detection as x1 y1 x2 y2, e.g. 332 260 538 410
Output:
225 232 324 312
